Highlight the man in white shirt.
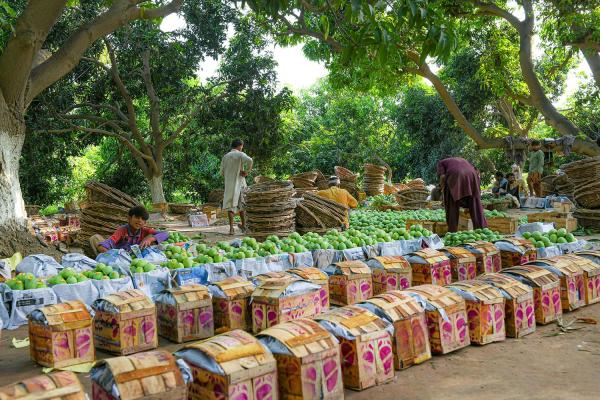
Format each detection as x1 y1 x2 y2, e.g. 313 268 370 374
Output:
220 139 253 235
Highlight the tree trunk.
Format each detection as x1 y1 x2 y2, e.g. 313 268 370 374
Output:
147 174 166 204
0 105 27 229
581 49 600 88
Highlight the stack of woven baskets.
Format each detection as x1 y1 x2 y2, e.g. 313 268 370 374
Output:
79 181 140 253
290 171 319 197
563 156 600 228
314 170 329 190
363 164 388 196
295 192 347 233
395 187 430 210
245 181 296 239
541 175 557 196
334 166 359 198
552 173 574 197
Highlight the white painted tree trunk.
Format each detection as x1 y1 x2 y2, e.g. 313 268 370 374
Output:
148 174 166 204
0 108 27 229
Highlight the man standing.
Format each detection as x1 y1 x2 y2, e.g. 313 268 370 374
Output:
527 140 544 197
437 157 487 232
220 139 253 235
317 176 358 228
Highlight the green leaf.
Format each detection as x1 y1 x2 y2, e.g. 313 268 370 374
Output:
320 15 330 40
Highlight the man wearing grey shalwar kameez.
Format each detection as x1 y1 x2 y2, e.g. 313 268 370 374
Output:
220 139 253 235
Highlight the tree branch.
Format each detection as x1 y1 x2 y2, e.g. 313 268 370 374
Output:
272 13 342 52
581 49 600 87
472 1 522 30
0 0 67 106
26 0 183 104
141 50 162 145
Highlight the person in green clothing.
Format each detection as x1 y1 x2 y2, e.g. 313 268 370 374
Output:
527 140 544 197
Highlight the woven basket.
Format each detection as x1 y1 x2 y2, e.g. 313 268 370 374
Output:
562 156 600 187
396 188 429 209
314 170 329 190
407 179 426 189
85 181 139 208
291 177 316 188
295 193 347 229
334 166 358 182
246 180 296 238
291 171 318 183
574 181 600 209
254 175 275 184
207 189 224 204
574 208 600 228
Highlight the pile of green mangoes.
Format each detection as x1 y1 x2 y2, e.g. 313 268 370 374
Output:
522 229 576 248
47 267 88 285
443 228 504 246
485 210 508 218
82 264 124 280
163 245 195 269
5 273 46 290
129 258 157 273
164 232 191 244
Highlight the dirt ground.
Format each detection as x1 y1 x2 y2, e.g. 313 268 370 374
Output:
0 303 599 399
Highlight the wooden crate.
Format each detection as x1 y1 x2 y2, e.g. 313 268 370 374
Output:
91 350 187 400
258 319 344 400
478 273 536 338
527 211 578 232
446 281 506 345
289 267 330 311
0 371 85 400
433 221 448 236
326 261 373 306
572 251 600 305
486 217 519 234
314 306 394 391
552 201 573 213
440 247 477 282
495 238 537 268
365 256 412 295
405 249 451 286
403 285 470 354
251 278 322 333
156 284 214 343
461 241 502 274
502 265 562 325
90 350 187 400
209 276 254 333
177 330 279 400
528 256 586 311
91 289 157 355
359 291 431 370
28 300 94 368
406 219 436 233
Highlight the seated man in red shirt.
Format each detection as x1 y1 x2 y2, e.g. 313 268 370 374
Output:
90 206 168 255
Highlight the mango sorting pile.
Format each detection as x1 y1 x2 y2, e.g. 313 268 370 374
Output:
442 229 504 246
522 229 576 248
5 273 46 290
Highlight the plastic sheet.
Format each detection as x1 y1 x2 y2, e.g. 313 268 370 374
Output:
517 222 554 236
254 280 320 298
91 276 134 298
537 246 562 259
341 247 366 261
202 261 237 283
129 268 171 301
311 249 342 269
61 253 97 272
421 235 444 250
134 246 168 265
446 287 480 302
378 239 422 256
290 252 314 268
51 280 99 306
3 286 57 329
16 254 61 278
95 250 132 272
404 292 450 323
171 266 209 287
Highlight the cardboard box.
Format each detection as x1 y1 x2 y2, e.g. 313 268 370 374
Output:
404 285 470 354
209 276 254 333
529 256 586 311
441 247 477 282
177 330 279 400
405 249 451 286
478 273 536 338
461 241 502 274
360 291 431 370
289 267 330 311
502 265 562 325
91 351 186 400
495 238 537 268
446 281 506 345
258 319 344 400
91 289 157 355
486 216 519 234
251 278 322 334
552 201 573 213
0 371 85 400
366 256 412 295
28 300 95 368
315 306 394 390
433 221 448 236
156 284 214 343
326 261 373 306
571 251 600 305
